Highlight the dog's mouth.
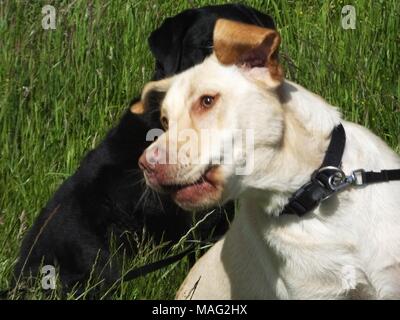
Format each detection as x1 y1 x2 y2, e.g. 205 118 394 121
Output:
160 165 222 209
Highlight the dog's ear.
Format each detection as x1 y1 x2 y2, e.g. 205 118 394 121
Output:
142 78 172 101
130 101 145 114
213 19 283 87
134 77 172 115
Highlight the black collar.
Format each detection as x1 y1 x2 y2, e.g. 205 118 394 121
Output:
282 124 400 217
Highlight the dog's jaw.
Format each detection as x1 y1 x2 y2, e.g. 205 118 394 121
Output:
169 165 225 211
141 162 226 211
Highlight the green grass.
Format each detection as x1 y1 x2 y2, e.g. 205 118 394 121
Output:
0 0 399 299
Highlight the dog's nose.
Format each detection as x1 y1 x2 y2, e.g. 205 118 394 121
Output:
139 147 163 174
138 151 154 174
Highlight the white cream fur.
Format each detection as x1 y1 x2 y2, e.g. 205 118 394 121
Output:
144 54 400 299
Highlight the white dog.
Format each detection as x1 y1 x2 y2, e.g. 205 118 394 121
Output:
138 19 400 299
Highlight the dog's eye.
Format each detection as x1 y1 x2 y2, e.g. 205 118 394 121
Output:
200 95 215 108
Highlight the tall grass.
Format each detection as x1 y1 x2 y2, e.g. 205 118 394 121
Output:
0 0 398 299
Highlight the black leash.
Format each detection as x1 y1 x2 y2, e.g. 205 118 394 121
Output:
360 169 400 184
118 236 221 282
283 123 400 216
120 244 196 282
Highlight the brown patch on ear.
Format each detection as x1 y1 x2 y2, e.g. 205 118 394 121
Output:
130 101 145 114
213 19 283 82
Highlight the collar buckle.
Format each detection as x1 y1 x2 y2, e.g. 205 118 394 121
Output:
313 166 349 193
349 169 365 186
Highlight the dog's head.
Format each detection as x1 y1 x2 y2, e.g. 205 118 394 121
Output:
139 19 285 211
149 4 275 80
131 5 275 122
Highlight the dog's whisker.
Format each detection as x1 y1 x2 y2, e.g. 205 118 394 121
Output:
132 187 151 213
152 190 166 214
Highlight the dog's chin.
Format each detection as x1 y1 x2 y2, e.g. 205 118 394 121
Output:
173 166 226 211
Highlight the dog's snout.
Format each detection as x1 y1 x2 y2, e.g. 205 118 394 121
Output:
139 147 174 190
139 148 161 174
138 152 153 174
138 147 164 173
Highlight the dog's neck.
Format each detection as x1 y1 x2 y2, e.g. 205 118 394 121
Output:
240 79 342 217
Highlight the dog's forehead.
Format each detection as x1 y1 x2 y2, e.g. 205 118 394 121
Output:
170 56 225 92
161 55 244 115
161 70 193 117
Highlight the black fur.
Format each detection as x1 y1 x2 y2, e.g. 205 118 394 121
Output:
13 4 275 295
149 3 275 80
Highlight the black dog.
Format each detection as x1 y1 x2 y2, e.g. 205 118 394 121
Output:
13 4 275 295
